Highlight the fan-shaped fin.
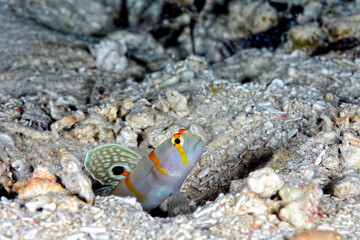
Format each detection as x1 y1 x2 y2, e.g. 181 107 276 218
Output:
95 185 117 196
84 144 143 185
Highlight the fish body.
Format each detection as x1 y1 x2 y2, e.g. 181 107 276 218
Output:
84 129 205 212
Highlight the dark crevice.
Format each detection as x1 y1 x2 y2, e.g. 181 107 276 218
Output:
137 134 144 146
149 207 168 218
240 76 253 84
242 149 274 178
113 0 128 28
74 193 87 203
0 186 16 199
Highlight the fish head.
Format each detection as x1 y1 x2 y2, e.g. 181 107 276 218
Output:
154 129 205 177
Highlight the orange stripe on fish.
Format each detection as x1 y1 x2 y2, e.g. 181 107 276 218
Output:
149 150 168 176
122 169 145 200
179 129 186 134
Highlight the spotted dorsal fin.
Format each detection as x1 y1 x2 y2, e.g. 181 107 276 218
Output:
84 144 143 186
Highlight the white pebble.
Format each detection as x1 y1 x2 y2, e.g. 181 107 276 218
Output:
247 167 284 198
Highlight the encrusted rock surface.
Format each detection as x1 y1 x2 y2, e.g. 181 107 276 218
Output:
1 0 122 36
1 0 360 239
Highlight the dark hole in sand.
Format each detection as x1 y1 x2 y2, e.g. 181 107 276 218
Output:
137 134 144 146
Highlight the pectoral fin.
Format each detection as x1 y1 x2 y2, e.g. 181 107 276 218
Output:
95 185 117 196
168 192 189 217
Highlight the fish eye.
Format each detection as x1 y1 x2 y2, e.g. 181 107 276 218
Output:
172 134 184 146
112 166 125 175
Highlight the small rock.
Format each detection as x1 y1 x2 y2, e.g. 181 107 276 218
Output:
343 132 360 147
57 196 81 213
59 149 82 174
48 100 62 120
32 164 57 182
236 192 268 216
126 112 154 130
340 133 360 170
17 177 70 199
154 96 170 113
322 155 340 170
0 133 15 147
330 22 353 40
251 1 277 33
160 76 180 87
72 114 115 142
43 202 57 211
298 2 323 23
229 179 247 193
116 126 138 147
247 167 284 198
0 133 20 164
59 149 95 204
333 174 360 198
11 159 33 180
289 230 342 240
288 24 325 54
61 172 94 204
121 98 134 117
88 104 118 122
166 89 190 118
73 124 98 142
25 197 50 212
181 70 195 80
51 115 78 133
315 131 338 145
93 40 128 72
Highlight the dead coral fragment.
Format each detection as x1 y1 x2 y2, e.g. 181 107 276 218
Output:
333 173 360 198
279 182 323 229
59 149 94 204
50 111 85 133
88 104 118 122
288 24 325 54
340 132 360 170
166 89 190 118
13 164 70 199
